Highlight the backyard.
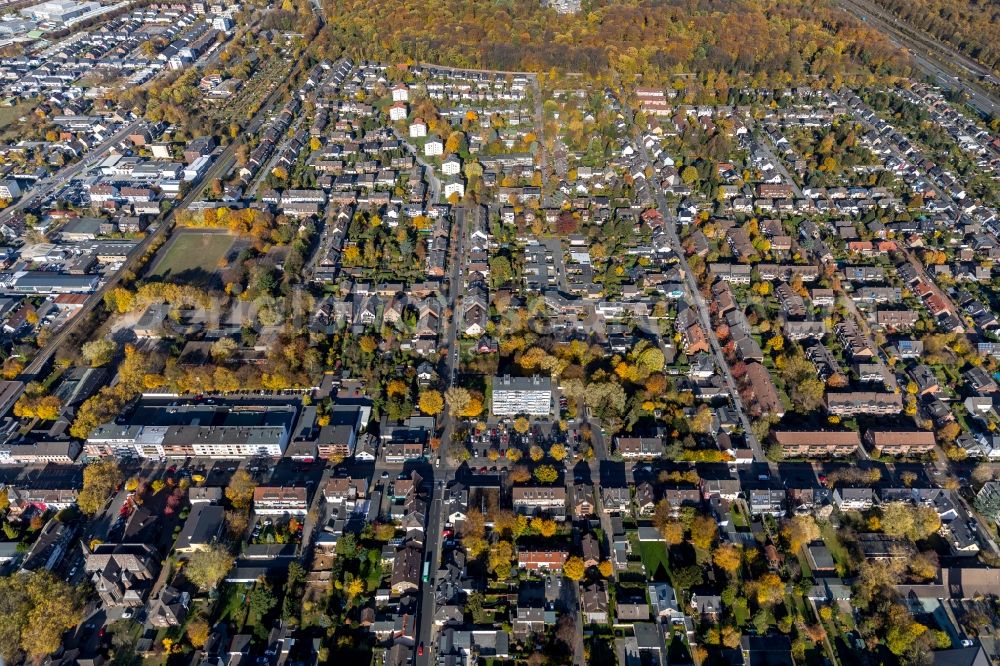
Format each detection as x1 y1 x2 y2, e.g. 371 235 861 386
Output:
638 540 671 581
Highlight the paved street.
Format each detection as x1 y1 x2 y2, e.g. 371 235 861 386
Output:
0 119 145 227
414 205 465 666
636 139 765 463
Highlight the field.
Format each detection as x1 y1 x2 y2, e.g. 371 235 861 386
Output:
148 230 236 288
0 101 34 140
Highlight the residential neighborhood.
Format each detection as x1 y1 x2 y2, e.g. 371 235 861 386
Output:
0 0 997 664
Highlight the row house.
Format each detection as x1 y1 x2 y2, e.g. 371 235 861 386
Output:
866 430 936 456
826 392 903 417
518 549 568 571
512 486 566 517
772 430 861 457
615 437 662 459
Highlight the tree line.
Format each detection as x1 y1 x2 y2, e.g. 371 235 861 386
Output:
321 0 912 88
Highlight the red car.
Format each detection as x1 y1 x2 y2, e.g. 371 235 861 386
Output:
417 643 424 656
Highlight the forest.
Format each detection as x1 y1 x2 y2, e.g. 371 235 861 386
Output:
870 0 1000 77
321 0 912 87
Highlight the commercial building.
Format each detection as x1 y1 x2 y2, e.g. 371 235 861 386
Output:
20 0 99 22
252 487 308 516
85 401 298 459
0 271 99 295
0 441 81 464
0 180 22 200
491 375 552 416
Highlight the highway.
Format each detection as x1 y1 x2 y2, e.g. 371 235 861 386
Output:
834 0 1000 118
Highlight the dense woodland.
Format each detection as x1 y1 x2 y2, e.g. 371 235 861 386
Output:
871 0 1000 77
322 0 911 87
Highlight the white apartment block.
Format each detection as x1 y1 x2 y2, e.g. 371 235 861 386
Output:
491 375 552 416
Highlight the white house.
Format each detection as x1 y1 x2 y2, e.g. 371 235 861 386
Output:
391 83 409 102
424 136 443 157
388 103 408 122
442 155 462 176
444 178 464 199
409 119 427 138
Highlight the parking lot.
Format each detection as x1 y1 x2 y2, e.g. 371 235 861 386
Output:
462 418 582 462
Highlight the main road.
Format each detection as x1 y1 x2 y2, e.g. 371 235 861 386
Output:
17 51 306 383
0 119 145 227
414 204 465 666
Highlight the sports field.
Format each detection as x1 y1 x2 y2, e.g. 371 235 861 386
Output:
148 231 236 288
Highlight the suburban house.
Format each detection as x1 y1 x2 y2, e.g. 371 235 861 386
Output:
517 549 568 571
175 504 226 555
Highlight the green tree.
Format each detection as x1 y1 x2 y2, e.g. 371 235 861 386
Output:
533 464 558 484
975 485 1000 522
281 561 306 620
225 470 256 511
77 459 123 516
247 577 277 624
184 545 234 591
673 565 703 590
81 339 117 367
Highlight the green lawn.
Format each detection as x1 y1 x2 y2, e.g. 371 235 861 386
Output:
819 522 853 576
148 231 235 288
217 583 250 629
796 547 813 580
638 540 671 580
